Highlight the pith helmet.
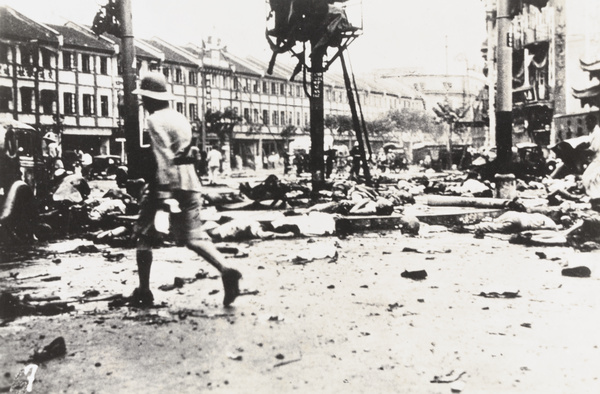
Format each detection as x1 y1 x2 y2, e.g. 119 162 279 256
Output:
132 72 174 101
43 132 57 143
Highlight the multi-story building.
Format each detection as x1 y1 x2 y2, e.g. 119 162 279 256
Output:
374 69 488 147
482 0 600 146
0 5 426 170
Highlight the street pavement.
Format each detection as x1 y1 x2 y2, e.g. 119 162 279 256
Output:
1 170 600 393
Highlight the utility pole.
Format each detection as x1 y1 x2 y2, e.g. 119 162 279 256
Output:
486 6 496 148
340 53 371 186
118 0 152 181
309 44 326 191
495 0 513 173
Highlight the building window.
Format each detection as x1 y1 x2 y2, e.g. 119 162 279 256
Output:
41 48 52 69
296 112 300 126
163 67 170 80
280 111 285 125
296 86 301 96
272 111 278 126
262 109 269 125
304 112 308 126
20 87 33 113
189 71 197 85
280 83 286 96
175 68 183 84
262 81 268 94
41 90 56 114
243 108 250 123
288 111 293 125
63 52 73 70
253 80 260 93
176 102 184 114
20 46 34 66
100 95 109 117
271 83 277 96
253 109 259 123
189 103 197 120
82 54 91 73
63 92 76 115
0 86 12 111
148 61 160 72
83 94 95 116
100 57 108 75
0 43 9 63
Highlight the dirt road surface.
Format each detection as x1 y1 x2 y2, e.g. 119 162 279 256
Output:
2 224 600 393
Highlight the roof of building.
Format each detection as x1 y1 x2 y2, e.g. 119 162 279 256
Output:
220 52 263 77
0 6 59 45
245 55 290 81
100 32 161 60
145 38 198 67
48 24 114 53
580 57 600 74
572 83 600 99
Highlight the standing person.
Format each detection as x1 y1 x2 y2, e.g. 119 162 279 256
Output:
294 151 304 176
325 148 336 179
282 150 291 175
130 73 242 307
582 116 600 211
80 151 93 178
349 141 361 180
206 145 222 185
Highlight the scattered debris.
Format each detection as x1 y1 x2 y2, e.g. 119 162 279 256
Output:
0 292 74 319
430 370 466 384
227 352 243 361
273 357 302 368
477 291 520 299
401 270 428 281
30 337 66 363
561 266 591 278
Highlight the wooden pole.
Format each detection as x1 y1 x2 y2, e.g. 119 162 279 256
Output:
118 0 149 181
495 0 513 173
309 44 326 192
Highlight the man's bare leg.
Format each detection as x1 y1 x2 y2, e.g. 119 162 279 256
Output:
131 240 154 306
187 240 242 306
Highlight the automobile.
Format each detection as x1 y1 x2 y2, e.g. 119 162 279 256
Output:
89 155 123 179
0 118 50 242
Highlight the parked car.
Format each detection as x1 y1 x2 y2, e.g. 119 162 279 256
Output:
89 155 123 179
0 118 50 242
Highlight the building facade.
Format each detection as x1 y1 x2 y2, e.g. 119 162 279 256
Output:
0 5 426 170
483 0 600 147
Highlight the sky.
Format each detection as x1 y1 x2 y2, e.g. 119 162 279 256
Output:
0 0 487 75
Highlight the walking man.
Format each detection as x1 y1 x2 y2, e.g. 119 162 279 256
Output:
206 145 222 185
130 72 242 307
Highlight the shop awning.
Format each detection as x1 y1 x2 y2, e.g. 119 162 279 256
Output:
573 84 600 107
573 84 600 99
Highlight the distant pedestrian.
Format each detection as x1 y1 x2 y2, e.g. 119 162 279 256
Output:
130 72 242 307
350 142 361 180
325 148 336 179
206 146 222 185
282 151 291 175
294 151 304 176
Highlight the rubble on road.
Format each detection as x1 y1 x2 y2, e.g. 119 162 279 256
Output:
0 292 74 319
4 158 600 250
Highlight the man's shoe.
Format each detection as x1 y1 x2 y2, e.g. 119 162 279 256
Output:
129 287 154 307
222 269 242 307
